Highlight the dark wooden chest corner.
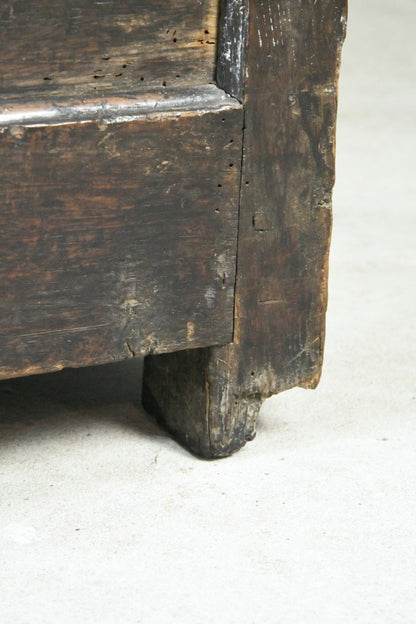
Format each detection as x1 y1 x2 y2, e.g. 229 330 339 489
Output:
0 0 347 458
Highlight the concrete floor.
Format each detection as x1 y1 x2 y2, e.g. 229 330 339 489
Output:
1 1 415 622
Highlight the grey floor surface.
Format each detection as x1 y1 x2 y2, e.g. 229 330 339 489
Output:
1 1 415 622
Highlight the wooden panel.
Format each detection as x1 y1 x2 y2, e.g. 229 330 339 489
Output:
0 0 218 99
143 0 347 458
230 0 348 393
0 86 243 379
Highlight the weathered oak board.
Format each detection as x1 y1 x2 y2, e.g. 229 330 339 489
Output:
143 0 347 458
0 86 243 379
0 0 218 98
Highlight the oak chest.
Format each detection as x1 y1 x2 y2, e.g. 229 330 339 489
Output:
0 1 347 457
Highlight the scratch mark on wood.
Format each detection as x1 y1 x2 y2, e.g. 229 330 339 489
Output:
6 323 111 340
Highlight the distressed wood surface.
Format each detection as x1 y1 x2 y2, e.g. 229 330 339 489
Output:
143 0 347 458
217 0 249 102
0 0 218 99
0 86 243 379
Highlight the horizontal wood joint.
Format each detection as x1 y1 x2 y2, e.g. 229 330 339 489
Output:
0 85 242 129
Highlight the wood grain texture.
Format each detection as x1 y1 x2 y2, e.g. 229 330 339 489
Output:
216 0 249 101
143 0 347 458
0 85 239 127
0 87 243 379
0 0 218 99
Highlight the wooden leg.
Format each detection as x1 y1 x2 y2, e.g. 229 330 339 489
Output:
143 0 347 458
142 345 258 458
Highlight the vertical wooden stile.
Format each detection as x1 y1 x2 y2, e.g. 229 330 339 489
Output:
143 0 348 458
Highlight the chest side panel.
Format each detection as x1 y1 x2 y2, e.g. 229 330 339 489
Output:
0 0 219 99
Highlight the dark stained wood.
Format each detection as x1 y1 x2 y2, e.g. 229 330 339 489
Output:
0 86 243 379
0 0 347 459
0 85 239 127
0 0 218 99
217 0 249 101
143 0 347 458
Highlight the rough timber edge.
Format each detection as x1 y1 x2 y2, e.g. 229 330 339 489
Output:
0 84 240 129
